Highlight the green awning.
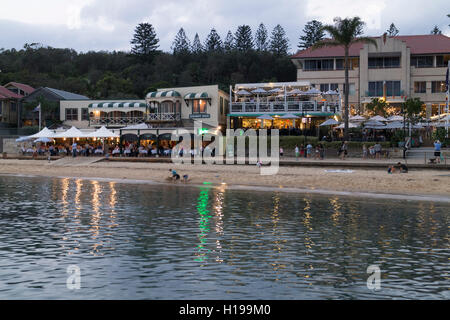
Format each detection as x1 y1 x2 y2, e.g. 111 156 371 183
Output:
88 102 146 108
183 92 209 99
146 90 181 98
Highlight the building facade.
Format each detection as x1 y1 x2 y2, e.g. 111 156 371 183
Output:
60 84 228 132
291 34 450 117
0 82 35 126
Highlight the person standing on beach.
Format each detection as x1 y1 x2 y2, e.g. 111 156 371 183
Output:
339 141 348 160
362 144 368 160
306 143 313 158
295 145 299 161
434 140 442 163
280 147 284 157
374 142 382 160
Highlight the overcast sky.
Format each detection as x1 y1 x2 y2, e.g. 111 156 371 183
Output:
1 0 449 53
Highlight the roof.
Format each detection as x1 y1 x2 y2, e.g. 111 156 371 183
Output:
184 92 209 99
4 82 35 95
88 102 146 108
0 85 22 99
146 90 181 98
44 87 89 100
291 34 450 59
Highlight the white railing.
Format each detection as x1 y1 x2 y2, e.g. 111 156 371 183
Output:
230 101 341 114
147 113 180 121
90 117 146 126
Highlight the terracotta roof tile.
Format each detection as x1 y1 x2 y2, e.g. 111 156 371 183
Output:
0 85 23 99
292 34 450 59
4 82 35 94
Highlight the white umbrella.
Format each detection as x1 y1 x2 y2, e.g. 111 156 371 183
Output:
236 89 251 95
280 113 300 119
268 88 283 93
34 137 54 143
335 122 359 129
349 115 366 122
364 120 385 127
251 88 267 94
16 136 33 142
323 90 339 95
53 126 85 138
28 127 56 139
122 123 149 130
86 126 119 138
257 114 274 120
369 115 388 122
387 115 404 122
385 121 404 129
304 88 322 95
287 88 304 95
320 118 339 126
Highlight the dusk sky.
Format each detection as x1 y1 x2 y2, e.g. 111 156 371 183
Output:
1 0 449 53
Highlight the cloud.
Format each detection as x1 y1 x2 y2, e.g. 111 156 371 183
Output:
0 0 449 52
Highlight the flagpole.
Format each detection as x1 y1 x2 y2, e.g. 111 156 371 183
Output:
38 104 41 131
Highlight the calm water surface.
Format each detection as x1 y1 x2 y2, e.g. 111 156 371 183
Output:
0 175 448 299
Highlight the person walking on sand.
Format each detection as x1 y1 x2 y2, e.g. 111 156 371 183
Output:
362 144 368 160
374 142 382 160
306 143 313 158
295 145 299 161
279 147 284 157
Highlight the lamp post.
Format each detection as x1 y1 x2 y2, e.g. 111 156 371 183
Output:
401 102 406 159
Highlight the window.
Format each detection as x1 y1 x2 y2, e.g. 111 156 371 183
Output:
65 108 78 121
81 108 89 121
193 99 207 113
320 84 329 92
10 102 16 112
336 59 344 70
304 59 334 71
368 81 401 96
369 56 400 69
368 82 383 97
330 83 339 91
431 81 446 93
414 82 426 93
436 55 450 67
411 56 433 68
385 81 401 96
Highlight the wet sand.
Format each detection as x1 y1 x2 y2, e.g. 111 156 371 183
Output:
1 159 449 200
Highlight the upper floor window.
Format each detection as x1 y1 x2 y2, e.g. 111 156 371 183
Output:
436 55 450 67
411 56 433 68
304 59 334 71
335 58 359 70
368 81 401 97
431 81 446 93
368 56 400 69
81 108 89 121
65 108 78 121
414 81 426 93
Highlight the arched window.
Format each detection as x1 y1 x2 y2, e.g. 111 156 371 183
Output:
160 100 175 113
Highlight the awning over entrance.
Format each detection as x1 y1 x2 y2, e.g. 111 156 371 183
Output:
183 92 209 99
88 102 146 108
146 90 181 98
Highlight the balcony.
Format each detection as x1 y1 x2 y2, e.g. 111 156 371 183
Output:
89 113 180 127
230 101 341 115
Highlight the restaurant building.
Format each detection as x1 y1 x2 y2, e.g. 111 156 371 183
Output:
291 34 450 117
60 84 228 141
227 81 342 136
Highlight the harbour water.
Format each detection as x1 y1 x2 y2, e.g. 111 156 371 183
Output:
0 175 448 299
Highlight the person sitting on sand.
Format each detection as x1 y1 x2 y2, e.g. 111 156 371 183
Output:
168 169 180 181
395 162 408 173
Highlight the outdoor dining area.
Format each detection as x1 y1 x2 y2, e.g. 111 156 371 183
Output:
319 114 449 144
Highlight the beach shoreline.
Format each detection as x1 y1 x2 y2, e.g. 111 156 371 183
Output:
0 159 449 201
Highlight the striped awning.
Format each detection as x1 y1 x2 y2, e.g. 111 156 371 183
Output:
146 90 181 98
184 92 209 99
88 102 146 108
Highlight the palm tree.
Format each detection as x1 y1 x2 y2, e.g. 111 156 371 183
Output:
313 17 377 140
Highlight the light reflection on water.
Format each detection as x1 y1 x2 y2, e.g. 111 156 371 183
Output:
0 175 448 300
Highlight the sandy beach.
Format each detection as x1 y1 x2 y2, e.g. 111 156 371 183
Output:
0 158 449 199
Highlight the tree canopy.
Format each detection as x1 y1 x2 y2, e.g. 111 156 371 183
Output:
298 20 325 49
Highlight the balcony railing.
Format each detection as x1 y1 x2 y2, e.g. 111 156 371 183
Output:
230 101 341 114
147 113 180 121
365 90 405 97
89 113 181 126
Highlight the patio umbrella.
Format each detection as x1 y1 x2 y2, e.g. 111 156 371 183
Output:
384 121 404 129
280 113 300 119
323 90 339 95
236 89 251 96
349 115 366 122
28 127 56 139
364 120 385 127
268 88 283 93
122 123 149 130
287 88 304 95
319 118 339 126
86 126 119 138
304 88 322 95
335 122 359 129
15 136 33 142
257 115 274 120
251 88 267 94
387 115 404 122
34 137 54 143
369 115 388 122
53 126 86 138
